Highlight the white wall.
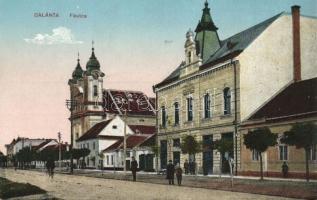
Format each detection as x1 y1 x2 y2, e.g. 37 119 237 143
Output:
99 116 134 137
239 14 317 121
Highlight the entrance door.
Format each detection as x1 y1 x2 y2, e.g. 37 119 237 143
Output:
173 152 180 165
221 132 233 174
203 135 213 175
160 140 167 169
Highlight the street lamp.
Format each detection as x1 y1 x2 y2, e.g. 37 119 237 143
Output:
66 99 78 174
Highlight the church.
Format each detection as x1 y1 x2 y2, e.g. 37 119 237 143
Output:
153 1 317 177
68 45 156 169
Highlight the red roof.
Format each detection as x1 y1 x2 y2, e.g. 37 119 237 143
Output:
102 134 155 152
76 120 112 142
103 90 155 116
247 78 317 123
128 125 156 135
102 138 123 152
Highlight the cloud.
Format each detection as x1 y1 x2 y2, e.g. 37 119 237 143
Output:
24 27 83 45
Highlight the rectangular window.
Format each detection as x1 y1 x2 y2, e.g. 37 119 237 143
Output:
187 97 193 121
224 88 231 115
111 155 114 165
204 94 211 118
173 138 180 147
279 145 288 160
161 106 166 128
174 102 179 125
93 85 98 96
106 155 109 165
252 150 260 161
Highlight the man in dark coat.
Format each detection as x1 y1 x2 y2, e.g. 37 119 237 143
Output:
282 161 289 178
184 159 189 175
131 156 138 181
166 160 175 185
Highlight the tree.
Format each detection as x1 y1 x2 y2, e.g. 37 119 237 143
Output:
281 122 317 182
244 127 277 180
180 135 202 166
98 152 105 175
181 135 201 159
213 138 233 176
71 148 90 168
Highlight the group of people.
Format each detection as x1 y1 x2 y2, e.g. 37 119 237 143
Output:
166 160 183 186
183 159 196 175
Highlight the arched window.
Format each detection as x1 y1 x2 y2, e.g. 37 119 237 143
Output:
204 93 211 118
93 85 98 96
223 88 231 115
187 97 193 121
161 106 166 128
174 102 179 125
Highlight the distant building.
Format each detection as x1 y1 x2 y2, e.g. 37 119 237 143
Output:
153 1 317 176
76 115 156 169
68 44 156 169
68 47 156 146
103 133 156 171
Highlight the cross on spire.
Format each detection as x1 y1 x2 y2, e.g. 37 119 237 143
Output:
77 52 80 62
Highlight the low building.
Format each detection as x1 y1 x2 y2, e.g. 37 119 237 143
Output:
76 115 156 169
240 77 317 178
103 133 156 171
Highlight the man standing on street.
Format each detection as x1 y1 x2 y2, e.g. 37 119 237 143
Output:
131 156 138 181
166 160 175 185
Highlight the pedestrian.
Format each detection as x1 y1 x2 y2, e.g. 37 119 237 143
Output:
46 158 55 179
166 160 175 185
184 159 189 175
282 161 289 178
14 160 18 171
131 156 138 181
175 163 183 186
189 160 194 175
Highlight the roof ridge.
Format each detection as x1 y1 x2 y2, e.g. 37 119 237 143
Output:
222 12 284 43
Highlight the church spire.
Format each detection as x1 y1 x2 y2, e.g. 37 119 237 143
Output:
72 52 84 80
86 40 100 71
194 0 220 62
195 0 218 32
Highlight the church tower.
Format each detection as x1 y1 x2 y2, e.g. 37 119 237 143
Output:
68 43 105 146
180 29 202 77
195 1 220 63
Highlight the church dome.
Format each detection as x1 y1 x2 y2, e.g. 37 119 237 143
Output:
72 58 84 80
86 47 100 71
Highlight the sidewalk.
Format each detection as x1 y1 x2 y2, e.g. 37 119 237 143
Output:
75 168 317 183
69 168 317 199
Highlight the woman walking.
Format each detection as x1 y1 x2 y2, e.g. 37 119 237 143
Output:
175 163 183 186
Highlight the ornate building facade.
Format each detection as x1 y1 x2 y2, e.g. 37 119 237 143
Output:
153 2 317 177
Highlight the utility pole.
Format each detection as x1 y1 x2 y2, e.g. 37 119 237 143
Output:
123 110 127 174
66 99 77 174
58 132 62 172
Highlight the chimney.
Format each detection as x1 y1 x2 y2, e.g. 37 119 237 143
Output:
292 5 301 82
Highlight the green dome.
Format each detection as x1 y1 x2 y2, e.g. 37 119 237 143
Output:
86 48 100 71
72 59 84 80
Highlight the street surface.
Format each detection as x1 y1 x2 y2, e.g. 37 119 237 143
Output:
0 169 294 200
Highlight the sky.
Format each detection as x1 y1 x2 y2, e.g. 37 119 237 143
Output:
0 0 316 154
